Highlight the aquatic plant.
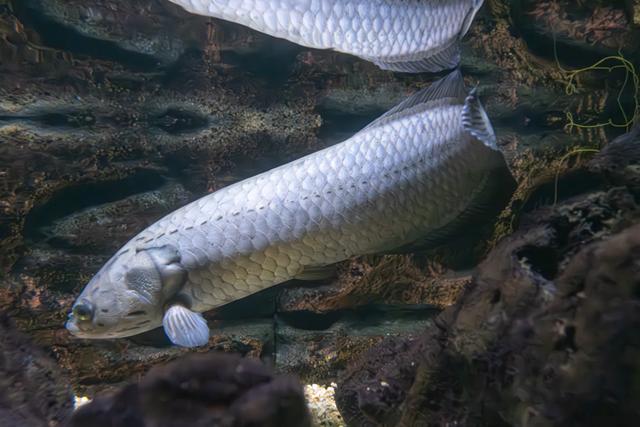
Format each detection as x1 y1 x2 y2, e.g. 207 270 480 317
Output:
553 36 639 133
551 38 639 204
561 55 639 133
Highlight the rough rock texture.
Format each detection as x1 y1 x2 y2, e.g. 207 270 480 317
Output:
0 314 73 427
336 183 640 425
275 306 437 384
626 0 640 26
588 124 640 194
1 0 639 402
68 352 311 427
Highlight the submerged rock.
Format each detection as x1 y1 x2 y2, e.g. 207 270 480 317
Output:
42 180 192 252
275 305 437 384
0 313 73 427
68 352 311 427
336 186 640 426
588 124 640 194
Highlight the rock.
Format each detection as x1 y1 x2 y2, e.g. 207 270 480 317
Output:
627 0 640 26
589 124 640 194
12 0 270 67
0 313 73 427
68 352 311 427
304 383 345 427
39 181 193 252
275 306 438 384
335 187 640 426
55 318 273 396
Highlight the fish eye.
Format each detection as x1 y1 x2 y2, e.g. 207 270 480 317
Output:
73 302 95 322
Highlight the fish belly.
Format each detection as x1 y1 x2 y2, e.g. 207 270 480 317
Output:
137 104 493 311
168 0 476 61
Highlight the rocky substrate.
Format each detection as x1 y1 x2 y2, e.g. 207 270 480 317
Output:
1 0 639 419
69 352 311 427
0 314 72 426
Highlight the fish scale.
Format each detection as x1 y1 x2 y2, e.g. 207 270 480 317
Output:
126 104 488 311
67 71 512 347
169 0 483 72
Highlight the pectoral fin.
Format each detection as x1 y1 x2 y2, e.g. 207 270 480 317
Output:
162 304 210 348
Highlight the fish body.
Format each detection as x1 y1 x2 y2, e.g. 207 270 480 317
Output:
66 71 512 347
167 0 485 72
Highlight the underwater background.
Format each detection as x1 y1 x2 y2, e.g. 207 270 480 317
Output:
1 0 639 426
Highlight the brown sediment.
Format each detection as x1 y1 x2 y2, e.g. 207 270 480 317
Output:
278 255 471 314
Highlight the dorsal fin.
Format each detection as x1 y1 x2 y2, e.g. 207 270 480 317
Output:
364 70 467 130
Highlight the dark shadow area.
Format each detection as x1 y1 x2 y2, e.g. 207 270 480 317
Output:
521 169 605 213
24 170 166 240
0 110 96 129
316 107 383 144
150 107 210 135
516 245 559 280
221 39 303 86
12 1 161 70
277 304 439 331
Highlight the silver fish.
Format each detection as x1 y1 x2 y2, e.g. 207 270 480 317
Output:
167 0 485 73
66 71 510 347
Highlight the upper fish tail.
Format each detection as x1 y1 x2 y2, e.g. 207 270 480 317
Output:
462 86 498 151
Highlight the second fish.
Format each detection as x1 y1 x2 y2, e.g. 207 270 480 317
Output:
167 0 485 72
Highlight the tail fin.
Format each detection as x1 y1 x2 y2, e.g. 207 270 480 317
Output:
462 87 498 151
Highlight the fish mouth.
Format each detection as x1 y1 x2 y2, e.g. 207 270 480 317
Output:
65 315 95 337
65 319 109 338
65 318 82 336
65 316 158 339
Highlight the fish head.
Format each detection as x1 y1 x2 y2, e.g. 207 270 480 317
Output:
66 244 186 339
